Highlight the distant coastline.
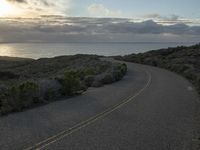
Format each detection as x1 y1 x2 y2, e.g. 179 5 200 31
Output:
0 42 195 59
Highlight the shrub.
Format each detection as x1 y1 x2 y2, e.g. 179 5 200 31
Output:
91 80 103 87
0 71 19 79
38 79 62 101
113 63 127 81
0 81 40 115
73 68 96 80
82 68 96 76
18 81 40 106
91 63 127 87
101 73 114 84
58 71 86 96
84 75 95 87
120 63 128 75
113 70 123 81
44 89 58 101
96 63 111 74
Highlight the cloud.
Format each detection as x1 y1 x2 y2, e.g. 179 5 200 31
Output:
144 13 179 21
0 16 200 43
87 4 122 18
7 0 56 6
143 13 200 26
7 0 26 3
6 0 70 17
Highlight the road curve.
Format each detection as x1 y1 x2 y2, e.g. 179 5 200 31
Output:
0 61 199 150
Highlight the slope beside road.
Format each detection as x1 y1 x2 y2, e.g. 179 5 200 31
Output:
0 61 199 150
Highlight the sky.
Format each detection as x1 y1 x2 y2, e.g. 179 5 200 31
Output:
0 0 200 43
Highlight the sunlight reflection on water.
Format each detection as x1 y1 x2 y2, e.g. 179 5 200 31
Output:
0 45 17 57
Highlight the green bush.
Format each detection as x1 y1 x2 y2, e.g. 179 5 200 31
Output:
0 81 39 115
82 68 96 76
44 88 58 101
113 70 123 81
58 71 86 96
120 63 128 75
74 68 96 80
113 63 127 81
96 63 111 74
101 73 114 84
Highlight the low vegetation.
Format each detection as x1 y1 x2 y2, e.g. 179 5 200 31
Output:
115 43 200 94
0 81 40 115
0 55 127 115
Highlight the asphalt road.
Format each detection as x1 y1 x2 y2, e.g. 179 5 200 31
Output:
0 61 199 150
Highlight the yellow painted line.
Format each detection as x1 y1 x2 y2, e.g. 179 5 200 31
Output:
24 70 152 150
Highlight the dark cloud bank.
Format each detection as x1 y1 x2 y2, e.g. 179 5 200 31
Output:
0 16 200 43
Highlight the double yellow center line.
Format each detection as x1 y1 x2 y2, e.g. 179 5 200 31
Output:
24 70 152 150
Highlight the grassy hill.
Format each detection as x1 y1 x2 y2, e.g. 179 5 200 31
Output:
0 55 127 115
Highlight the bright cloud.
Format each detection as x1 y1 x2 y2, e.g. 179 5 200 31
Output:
87 4 122 18
4 0 71 17
142 13 200 26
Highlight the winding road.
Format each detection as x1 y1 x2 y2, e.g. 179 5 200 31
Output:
0 61 199 150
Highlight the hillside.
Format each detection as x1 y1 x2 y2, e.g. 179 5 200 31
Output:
0 55 127 115
115 44 200 94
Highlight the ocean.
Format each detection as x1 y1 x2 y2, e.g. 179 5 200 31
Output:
0 42 195 59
